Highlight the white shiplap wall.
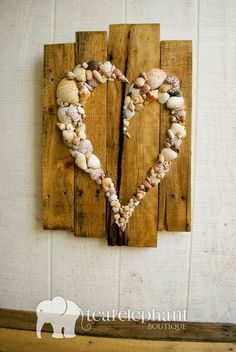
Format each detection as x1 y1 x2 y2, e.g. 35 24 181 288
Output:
0 0 235 323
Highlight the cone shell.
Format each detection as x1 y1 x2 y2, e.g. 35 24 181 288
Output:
77 139 93 155
73 65 86 82
146 68 167 90
161 147 178 161
75 152 88 171
57 78 79 105
87 154 101 169
167 96 184 109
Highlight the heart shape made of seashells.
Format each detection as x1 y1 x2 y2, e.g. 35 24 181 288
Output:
56 60 187 237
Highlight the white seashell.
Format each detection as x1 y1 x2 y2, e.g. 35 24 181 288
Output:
158 92 170 104
75 152 88 171
57 106 71 125
62 130 74 144
56 122 65 130
125 108 135 120
73 65 86 82
167 96 185 109
134 77 146 87
70 150 80 158
77 139 93 155
161 148 178 161
146 68 167 90
87 154 101 169
56 78 79 105
169 123 186 139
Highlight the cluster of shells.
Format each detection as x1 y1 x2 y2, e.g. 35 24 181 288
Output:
56 61 187 233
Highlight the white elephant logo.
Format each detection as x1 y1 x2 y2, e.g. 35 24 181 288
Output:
36 296 87 338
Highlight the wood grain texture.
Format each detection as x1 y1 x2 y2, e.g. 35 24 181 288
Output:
1 309 236 343
74 32 107 237
158 41 192 232
0 328 235 352
43 44 75 230
110 24 160 247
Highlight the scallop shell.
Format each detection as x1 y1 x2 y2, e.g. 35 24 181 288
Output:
73 65 86 82
146 68 167 90
167 96 184 109
161 147 178 161
57 106 72 125
134 77 146 87
75 152 88 171
158 92 170 104
77 139 93 155
62 130 74 144
169 123 186 139
87 154 101 169
56 78 79 105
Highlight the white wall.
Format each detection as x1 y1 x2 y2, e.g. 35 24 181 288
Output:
0 0 236 323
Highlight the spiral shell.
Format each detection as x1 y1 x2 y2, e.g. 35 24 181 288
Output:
146 68 167 90
77 139 93 155
56 78 79 105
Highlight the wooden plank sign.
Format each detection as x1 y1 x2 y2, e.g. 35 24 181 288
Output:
43 24 192 246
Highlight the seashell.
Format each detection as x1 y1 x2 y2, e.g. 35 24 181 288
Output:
165 75 181 94
102 177 112 189
169 123 186 139
159 83 172 93
146 68 167 90
161 147 178 161
100 61 113 77
167 96 184 109
128 84 140 97
88 168 105 182
145 89 158 103
131 95 144 105
140 83 151 95
134 77 146 87
75 152 87 171
87 154 101 169
77 139 93 155
62 130 74 144
57 107 71 125
73 65 86 82
158 92 170 104
86 79 98 90
56 122 65 131
56 78 79 105
93 70 107 84
79 85 91 106
86 70 93 81
125 108 135 120
87 60 100 71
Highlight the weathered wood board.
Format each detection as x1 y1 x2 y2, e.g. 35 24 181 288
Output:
43 25 192 245
74 32 107 237
158 41 192 232
43 44 75 230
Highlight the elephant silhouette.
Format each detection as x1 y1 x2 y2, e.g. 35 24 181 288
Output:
36 296 81 338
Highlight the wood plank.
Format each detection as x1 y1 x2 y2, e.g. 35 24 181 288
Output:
1 309 235 343
107 24 130 245
0 328 235 352
158 41 192 232
74 32 107 237
116 24 160 246
43 44 75 230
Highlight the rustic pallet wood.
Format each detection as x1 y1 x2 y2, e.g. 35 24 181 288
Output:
108 24 160 247
43 26 192 245
74 32 107 238
43 44 75 230
158 41 192 232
